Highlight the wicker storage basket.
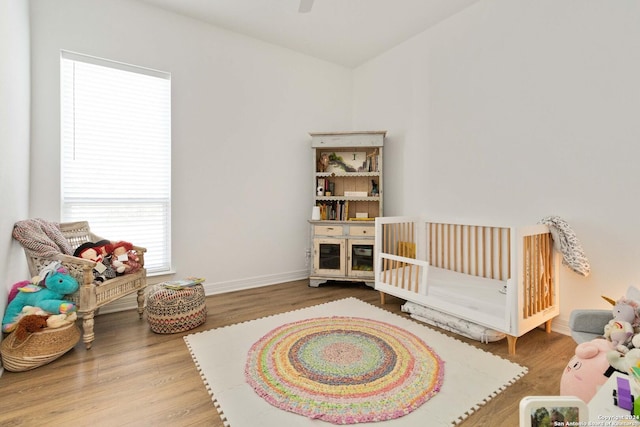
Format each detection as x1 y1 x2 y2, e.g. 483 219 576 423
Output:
1 322 80 372
147 283 207 334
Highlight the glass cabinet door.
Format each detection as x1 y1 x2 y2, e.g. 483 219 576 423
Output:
313 238 345 276
347 239 374 278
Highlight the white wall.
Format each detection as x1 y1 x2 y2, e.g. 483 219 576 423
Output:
0 0 31 342
23 0 640 331
353 0 640 333
28 0 353 296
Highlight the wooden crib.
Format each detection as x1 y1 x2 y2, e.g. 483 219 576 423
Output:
374 216 560 355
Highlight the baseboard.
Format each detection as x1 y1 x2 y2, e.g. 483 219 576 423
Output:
550 317 571 337
203 270 309 295
97 269 310 315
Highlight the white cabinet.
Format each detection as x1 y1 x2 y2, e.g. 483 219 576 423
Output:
309 223 375 287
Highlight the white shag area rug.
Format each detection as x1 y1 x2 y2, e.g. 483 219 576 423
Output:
184 297 527 426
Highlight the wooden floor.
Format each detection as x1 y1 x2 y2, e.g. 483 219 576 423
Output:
0 279 576 427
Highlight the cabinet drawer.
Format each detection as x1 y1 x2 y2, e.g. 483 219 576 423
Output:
349 226 374 236
315 225 344 236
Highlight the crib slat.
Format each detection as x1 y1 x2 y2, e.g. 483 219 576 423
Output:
438 223 443 268
452 224 457 272
391 255 397 287
526 234 537 318
531 234 537 313
545 233 552 308
543 235 547 307
524 236 530 318
427 222 435 264
498 228 503 281
480 227 487 277
507 228 511 281
410 265 416 290
524 243 529 317
465 225 470 275
401 258 407 290
536 235 545 313
382 224 387 283
490 227 493 278
542 233 550 309
447 224 452 271
539 235 544 311
381 225 385 280
474 226 479 276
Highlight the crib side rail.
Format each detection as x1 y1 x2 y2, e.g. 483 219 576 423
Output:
375 217 426 298
426 222 511 281
377 252 428 295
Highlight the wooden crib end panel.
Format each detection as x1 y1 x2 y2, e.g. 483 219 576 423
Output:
514 226 560 332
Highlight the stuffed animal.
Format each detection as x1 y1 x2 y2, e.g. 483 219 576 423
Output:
317 153 329 172
607 345 640 402
560 338 615 403
2 262 79 333
7 305 77 334
603 295 640 353
47 311 77 329
106 241 141 275
9 305 48 325
13 314 49 341
73 240 116 283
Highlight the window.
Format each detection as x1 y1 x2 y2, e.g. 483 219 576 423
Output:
60 51 171 274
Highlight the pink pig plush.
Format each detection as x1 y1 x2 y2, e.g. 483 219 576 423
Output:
560 338 615 403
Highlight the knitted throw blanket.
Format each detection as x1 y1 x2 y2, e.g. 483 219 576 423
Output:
13 219 73 258
539 216 590 277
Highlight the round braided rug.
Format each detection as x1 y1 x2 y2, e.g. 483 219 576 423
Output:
244 316 444 424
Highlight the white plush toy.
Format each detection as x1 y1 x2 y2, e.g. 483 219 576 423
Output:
602 295 639 353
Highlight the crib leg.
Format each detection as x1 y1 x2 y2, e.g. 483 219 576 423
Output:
379 291 386 305
507 335 517 356
545 319 553 333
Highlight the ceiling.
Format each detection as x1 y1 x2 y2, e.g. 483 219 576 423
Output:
134 0 481 68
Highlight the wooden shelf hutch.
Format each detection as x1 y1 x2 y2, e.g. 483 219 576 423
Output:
308 131 386 287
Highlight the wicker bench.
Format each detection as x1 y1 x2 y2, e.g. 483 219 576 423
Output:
16 221 147 349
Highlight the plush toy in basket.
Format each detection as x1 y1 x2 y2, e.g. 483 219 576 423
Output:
1 315 80 372
1 262 81 371
2 262 79 333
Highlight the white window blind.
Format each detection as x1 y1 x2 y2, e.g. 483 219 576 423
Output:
60 50 172 274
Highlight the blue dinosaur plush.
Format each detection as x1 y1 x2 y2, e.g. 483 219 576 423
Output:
2 262 79 333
